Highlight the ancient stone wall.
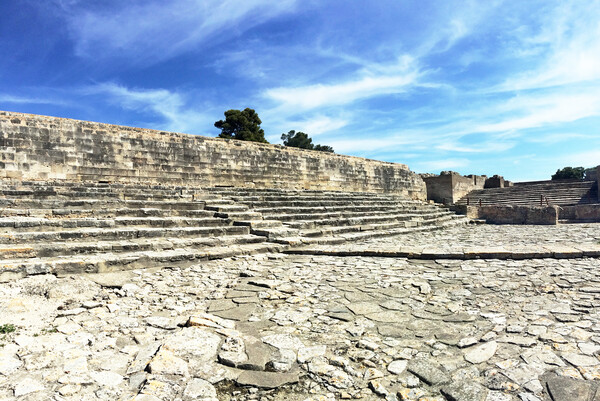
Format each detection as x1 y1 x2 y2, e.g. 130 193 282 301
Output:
423 172 486 204
0 111 426 199
453 205 559 225
561 204 600 222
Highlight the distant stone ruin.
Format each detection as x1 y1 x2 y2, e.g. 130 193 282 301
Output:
423 170 600 224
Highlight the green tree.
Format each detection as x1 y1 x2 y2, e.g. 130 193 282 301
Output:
281 130 334 153
313 144 334 153
551 166 585 180
281 130 313 149
215 108 268 143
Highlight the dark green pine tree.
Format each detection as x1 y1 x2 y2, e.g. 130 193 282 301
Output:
215 108 268 143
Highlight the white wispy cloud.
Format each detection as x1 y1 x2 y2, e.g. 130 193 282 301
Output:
436 142 515 154
412 158 470 172
0 94 69 106
264 56 421 111
58 0 299 62
83 82 213 134
473 91 600 135
284 115 349 137
526 132 594 144
494 2 600 91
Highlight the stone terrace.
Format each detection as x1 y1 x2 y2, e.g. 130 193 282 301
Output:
455 180 598 207
0 181 466 280
2 223 600 401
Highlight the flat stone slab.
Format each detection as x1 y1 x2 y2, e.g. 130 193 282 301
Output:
235 370 299 389
463 341 497 364
407 359 451 385
346 302 382 315
441 381 489 401
543 373 599 401
212 304 257 321
85 271 134 288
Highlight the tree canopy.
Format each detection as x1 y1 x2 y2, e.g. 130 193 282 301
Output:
281 130 334 153
281 130 313 149
313 144 334 153
215 108 268 143
551 166 585 180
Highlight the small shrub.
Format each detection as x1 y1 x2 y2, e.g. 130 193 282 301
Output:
0 324 16 334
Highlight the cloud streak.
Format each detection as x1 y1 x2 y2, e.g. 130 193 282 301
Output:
264 56 421 111
59 0 299 63
82 83 213 134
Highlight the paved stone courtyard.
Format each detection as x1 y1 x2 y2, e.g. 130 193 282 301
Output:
2 224 600 401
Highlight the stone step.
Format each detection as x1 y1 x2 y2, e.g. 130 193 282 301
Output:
273 224 446 246
0 225 250 244
457 180 597 207
265 210 453 226
249 226 300 239
0 183 214 198
253 204 429 214
204 204 250 213
0 198 209 210
215 211 263 220
0 234 267 259
233 220 284 229
227 194 415 202
267 213 467 245
0 216 229 232
243 199 414 208
0 242 287 279
0 189 200 201
20 207 216 219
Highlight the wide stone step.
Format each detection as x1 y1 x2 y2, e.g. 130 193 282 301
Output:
233 220 283 229
273 224 445 246
253 204 426 214
0 225 250 244
20 207 217 219
0 216 227 232
266 210 452 225
215 211 263 220
0 242 287 279
0 185 207 198
205 204 250 213
0 198 208 211
0 234 267 259
244 199 413 208
229 194 411 201
273 212 468 245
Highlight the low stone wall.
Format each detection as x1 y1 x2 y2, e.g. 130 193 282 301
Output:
453 205 559 225
560 204 600 222
0 111 426 199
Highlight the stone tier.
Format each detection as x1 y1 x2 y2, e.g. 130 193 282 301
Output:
205 187 468 245
455 180 598 207
0 181 279 280
0 182 468 278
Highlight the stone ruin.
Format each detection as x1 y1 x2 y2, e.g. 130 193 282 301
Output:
1 111 600 401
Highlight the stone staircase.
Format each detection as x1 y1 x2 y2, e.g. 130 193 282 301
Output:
0 182 468 278
204 187 469 245
0 181 281 280
455 180 598 207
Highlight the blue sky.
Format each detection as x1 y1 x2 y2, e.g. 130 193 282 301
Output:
1 0 599 181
